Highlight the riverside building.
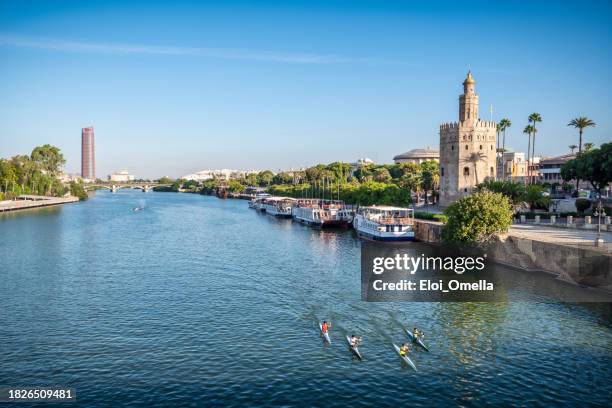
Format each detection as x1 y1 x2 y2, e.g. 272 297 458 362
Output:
81 127 96 181
439 72 497 206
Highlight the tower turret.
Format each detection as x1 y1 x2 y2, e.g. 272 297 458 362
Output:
459 71 479 122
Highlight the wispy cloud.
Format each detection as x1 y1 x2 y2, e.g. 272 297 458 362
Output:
0 33 409 65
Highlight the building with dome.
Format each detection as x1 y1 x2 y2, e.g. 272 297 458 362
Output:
393 148 439 165
439 72 497 207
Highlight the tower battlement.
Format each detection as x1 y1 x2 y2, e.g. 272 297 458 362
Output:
440 122 459 131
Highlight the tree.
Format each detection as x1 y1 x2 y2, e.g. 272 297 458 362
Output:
561 142 612 198
442 191 513 243
524 184 548 210
256 170 274 186
583 142 594 152
69 181 88 200
528 113 542 184
575 198 591 214
569 144 578 154
245 173 258 186
157 176 174 184
372 167 392 183
476 179 526 205
420 161 439 205
31 144 65 176
462 152 486 185
567 117 596 154
498 118 511 179
523 125 535 184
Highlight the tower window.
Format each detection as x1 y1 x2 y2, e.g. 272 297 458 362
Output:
491 145 493 150
465 145 468 150
463 167 470 176
490 167 494 176
441 167 445 176
451 145 454 150
479 145 483 150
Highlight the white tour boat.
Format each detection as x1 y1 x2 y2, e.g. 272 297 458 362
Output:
249 193 271 210
262 197 296 217
292 199 353 228
353 206 415 241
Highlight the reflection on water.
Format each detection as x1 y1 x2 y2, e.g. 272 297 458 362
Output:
0 190 611 407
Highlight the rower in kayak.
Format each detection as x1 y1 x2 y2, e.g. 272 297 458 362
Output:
349 335 360 348
399 343 410 357
321 321 331 335
412 327 424 341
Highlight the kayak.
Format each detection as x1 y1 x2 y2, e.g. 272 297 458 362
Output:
405 329 430 352
393 343 417 371
346 335 363 360
319 323 331 344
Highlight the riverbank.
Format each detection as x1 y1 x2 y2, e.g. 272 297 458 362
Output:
412 219 612 291
0 195 79 212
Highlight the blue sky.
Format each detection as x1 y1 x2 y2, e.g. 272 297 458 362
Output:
1 0 610 179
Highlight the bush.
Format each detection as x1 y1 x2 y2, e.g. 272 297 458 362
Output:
442 191 513 244
69 181 88 201
575 198 591 214
414 211 448 223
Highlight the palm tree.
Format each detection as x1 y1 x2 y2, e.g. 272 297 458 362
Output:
568 144 578 154
568 117 596 190
498 118 511 179
528 113 542 184
567 117 596 154
462 152 486 185
583 142 594 152
523 125 535 185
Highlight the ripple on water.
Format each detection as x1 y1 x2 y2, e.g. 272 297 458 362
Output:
1 191 611 407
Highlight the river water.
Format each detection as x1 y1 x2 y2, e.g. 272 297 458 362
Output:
1 191 611 407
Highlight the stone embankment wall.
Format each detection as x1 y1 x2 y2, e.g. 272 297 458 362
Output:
413 219 612 290
0 196 79 212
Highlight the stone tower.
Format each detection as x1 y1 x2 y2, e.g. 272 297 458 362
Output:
439 72 497 207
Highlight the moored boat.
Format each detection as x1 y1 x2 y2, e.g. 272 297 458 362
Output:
248 193 271 210
353 206 415 241
262 197 296 217
292 199 353 228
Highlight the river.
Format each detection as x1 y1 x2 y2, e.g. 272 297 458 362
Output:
1 190 611 407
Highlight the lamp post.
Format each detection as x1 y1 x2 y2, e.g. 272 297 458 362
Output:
594 199 606 247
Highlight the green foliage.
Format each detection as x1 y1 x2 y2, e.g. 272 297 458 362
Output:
524 185 549 210
0 145 67 198
413 211 448 223
69 181 88 200
256 170 274 186
561 142 612 195
269 180 412 207
575 198 591 213
442 191 513 244
228 180 245 193
476 180 526 204
157 176 174 184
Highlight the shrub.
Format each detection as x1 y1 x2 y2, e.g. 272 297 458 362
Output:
413 211 448 223
442 191 513 244
575 198 591 214
69 181 88 201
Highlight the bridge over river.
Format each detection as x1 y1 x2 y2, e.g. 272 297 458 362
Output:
86 183 172 193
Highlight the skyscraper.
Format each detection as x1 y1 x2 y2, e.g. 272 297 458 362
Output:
81 127 95 180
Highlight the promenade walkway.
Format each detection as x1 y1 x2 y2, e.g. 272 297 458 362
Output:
509 224 611 252
0 196 79 212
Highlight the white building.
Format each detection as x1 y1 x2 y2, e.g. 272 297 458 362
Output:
393 148 439 164
108 170 135 182
182 169 258 181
